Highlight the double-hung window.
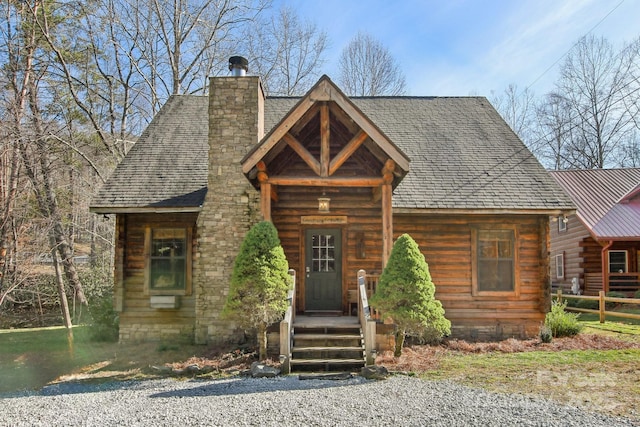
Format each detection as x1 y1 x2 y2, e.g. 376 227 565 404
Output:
472 226 519 296
145 227 192 295
555 253 564 279
608 250 627 274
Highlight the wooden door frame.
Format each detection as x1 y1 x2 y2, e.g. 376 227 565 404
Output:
299 224 347 312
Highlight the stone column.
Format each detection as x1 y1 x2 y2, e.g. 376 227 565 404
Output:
194 76 264 344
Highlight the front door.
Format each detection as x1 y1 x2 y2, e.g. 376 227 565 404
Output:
305 228 342 311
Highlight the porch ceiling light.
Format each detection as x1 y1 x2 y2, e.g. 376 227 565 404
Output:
318 195 330 212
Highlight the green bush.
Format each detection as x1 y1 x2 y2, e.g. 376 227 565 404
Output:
574 298 598 310
87 293 119 342
539 324 553 343
544 300 582 338
606 291 627 299
222 221 291 361
605 291 627 309
79 264 119 341
564 298 579 308
370 234 451 356
634 290 640 300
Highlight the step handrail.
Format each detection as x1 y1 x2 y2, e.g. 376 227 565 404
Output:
358 269 377 365
279 269 296 374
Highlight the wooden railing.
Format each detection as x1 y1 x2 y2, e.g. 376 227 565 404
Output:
579 273 639 295
608 272 640 293
358 269 377 366
556 289 640 323
279 269 296 374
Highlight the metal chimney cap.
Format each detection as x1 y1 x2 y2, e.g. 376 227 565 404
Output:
229 56 249 76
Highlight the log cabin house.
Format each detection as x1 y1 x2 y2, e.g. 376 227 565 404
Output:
549 168 640 296
91 57 574 362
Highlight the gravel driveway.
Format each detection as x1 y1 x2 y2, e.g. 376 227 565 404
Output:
0 375 635 426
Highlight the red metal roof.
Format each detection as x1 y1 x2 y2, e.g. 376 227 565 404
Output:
550 168 640 240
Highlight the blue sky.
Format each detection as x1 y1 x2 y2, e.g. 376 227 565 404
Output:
273 0 640 97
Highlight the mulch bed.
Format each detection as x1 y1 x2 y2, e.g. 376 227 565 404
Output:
165 333 640 374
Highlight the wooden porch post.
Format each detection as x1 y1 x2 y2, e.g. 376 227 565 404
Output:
260 182 271 221
381 160 394 268
257 161 271 221
382 183 392 268
602 240 613 293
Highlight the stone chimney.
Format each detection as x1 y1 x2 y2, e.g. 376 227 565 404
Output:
195 57 265 344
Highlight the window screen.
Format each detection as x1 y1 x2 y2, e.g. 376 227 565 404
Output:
150 228 186 289
477 229 515 291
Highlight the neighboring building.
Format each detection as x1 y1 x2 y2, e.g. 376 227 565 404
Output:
90 59 574 348
550 168 640 295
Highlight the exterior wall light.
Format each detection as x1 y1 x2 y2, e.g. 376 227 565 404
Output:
318 196 330 212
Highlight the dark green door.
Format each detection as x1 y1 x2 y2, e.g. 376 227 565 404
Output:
305 228 342 311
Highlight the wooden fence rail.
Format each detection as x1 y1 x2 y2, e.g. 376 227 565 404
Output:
555 290 640 323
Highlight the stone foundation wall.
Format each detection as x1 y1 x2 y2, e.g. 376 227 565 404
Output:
119 323 195 344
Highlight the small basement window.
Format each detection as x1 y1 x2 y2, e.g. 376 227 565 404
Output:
145 227 192 296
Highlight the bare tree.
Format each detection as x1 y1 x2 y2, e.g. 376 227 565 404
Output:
245 6 328 96
490 83 536 152
533 92 575 170
109 0 267 112
551 35 640 168
620 137 640 167
338 31 406 96
0 0 41 301
0 1 84 334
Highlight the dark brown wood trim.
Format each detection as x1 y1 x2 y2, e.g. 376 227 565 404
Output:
382 183 392 267
268 176 385 187
320 103 330 177
329 130 368 176
261 182 271 221
282 133 321 176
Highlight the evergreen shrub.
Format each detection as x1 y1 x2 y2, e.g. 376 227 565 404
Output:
544 300 582 337
222 221 291 361
370 234 450 356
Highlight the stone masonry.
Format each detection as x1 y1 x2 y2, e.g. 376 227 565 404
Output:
194 76 264 344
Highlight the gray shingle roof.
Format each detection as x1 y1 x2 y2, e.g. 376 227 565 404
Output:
91 93 574 212
91 95 209 211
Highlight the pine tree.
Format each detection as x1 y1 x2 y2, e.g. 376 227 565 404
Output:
222 221 291 360
370 234 450 356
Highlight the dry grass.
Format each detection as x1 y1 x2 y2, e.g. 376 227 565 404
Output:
376 333 640 422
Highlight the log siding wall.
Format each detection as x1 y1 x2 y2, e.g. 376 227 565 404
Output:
116 213 198 342
271 186 383 312
395 214 549 340
549 214 640 295
549 215 591 292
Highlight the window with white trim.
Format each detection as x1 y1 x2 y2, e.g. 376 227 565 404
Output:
558 216 567 232
608 250 627 274
555 253 564 279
